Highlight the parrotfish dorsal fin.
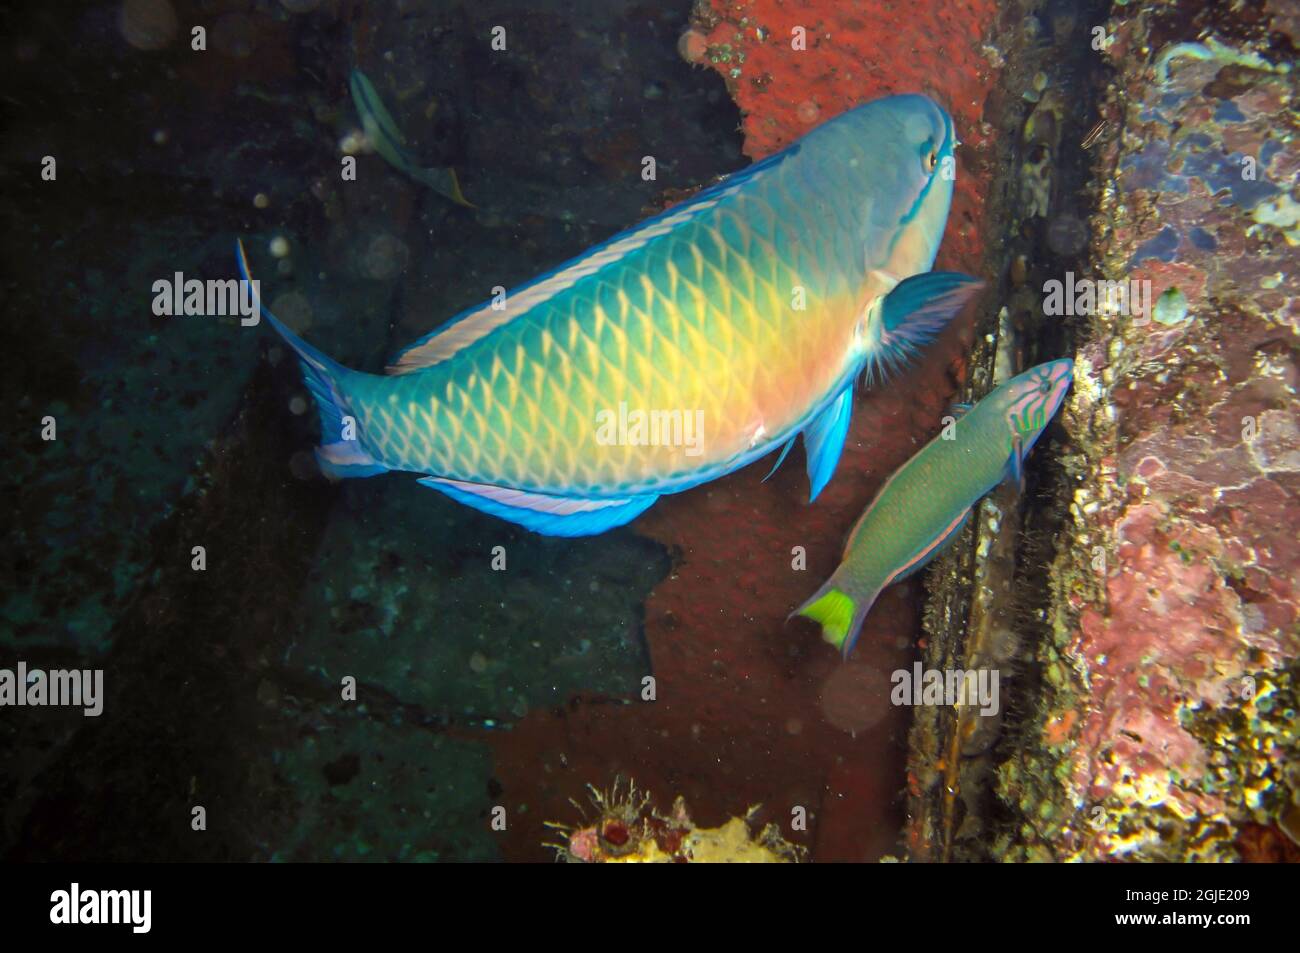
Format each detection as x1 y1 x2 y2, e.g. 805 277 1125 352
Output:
384 145 801 376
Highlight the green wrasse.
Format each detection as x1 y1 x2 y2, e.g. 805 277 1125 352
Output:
240 94 982 536
796 359 1073 657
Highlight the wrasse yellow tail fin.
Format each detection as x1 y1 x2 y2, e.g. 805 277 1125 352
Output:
793 580 885 658
794 587 857 652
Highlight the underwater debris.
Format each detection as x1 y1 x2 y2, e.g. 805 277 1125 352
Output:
348 68 474 208
544 778 804 863
997 0 1300 863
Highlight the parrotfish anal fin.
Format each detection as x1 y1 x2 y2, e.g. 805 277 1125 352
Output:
385 144 801 375
418 477 658 537
803 387 854 502
868 271 984 381
891 506 974 585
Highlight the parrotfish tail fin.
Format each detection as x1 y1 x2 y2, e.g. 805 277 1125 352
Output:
790 577 881 659
865 271 984 385
236 239 388 480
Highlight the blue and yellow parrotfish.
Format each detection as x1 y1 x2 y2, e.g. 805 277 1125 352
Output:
239 94 983 537
795 359 1074 657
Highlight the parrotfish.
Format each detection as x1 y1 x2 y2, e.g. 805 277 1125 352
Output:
239 94 982 537
795 359 1073 657
349 68 474 207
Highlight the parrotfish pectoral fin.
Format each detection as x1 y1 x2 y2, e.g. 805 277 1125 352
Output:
418 477 658 537
869 272 984 381
237 239 387 480
803 387 854 501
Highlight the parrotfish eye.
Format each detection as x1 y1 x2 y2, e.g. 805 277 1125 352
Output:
923 141 938 174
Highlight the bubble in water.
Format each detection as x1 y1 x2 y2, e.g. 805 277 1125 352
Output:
363 234 409 281
819 662 891 734
1047 214 1089 256
270 291 312 332
119 0 178 51
288 450 317 481
212 12 255 59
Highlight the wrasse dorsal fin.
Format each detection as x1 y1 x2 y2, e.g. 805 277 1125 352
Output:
866 271 983 383
384 144 801 376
